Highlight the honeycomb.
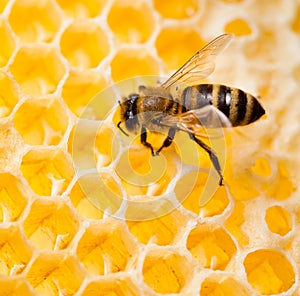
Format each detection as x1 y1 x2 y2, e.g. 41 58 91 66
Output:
1 0 300 295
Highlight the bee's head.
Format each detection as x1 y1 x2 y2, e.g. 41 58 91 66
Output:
118 93 140 135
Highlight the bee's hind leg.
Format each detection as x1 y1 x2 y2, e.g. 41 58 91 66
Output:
141 125 155 156
189 133 224 186
155 128 176 156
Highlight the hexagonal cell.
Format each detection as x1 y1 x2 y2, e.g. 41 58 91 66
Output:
115 142 178 197
225 201 249 246
81 276 141 296
265 205 292 236
0 71 19 118
70 173 123 219
56 0 106 18
0 278 34 296
62 70 108 117
186 223 237 270
60 20 109 69
111 48 159 81
14 97 69 146
8 0 62 43
0 226 33 276
26 253 86 295
142 248 193 294
153 0 199 19
0 20 16 67
127 209 189 245
76 219 138 275
20 148 74 196
0 173 28 223
9 45 66 96
175 171 229 216
244 249 295 295
155 26 204 71
224 18 252 36
200 274 252 296
23 198 79 250
107 0 155 43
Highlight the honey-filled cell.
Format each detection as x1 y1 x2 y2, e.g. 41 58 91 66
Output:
20 148 74 196
9 45 66 96
8 0 62 43
244 249 295 295
23 198 80 251
60 20 109 69
108 0 155 43
14 97 69 146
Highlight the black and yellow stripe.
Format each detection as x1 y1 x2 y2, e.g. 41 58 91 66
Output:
181 84 265 127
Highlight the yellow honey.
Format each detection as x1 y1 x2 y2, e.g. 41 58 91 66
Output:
0 0 299 295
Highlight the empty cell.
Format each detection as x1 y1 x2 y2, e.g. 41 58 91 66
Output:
14 97 69 146
142 248 193 294
26 253 86 295
153 0 199 19
0 226 33 276
56 0 106 18
244 249 295 294
200 274 252 296
9 45 66 96
265 206 292 236
0 173 28 223
76 219 137 275
0 20 16 67
155 26 204 71
108 0 155 43
62 70 108 117
0 71 19 118
23 199 80 250
111 49 159 82
127 209 189 245
8 0 62 43
20 148 74 196
60 20 109 69
81 277 141 296
225 18 252 36
186 223 237 270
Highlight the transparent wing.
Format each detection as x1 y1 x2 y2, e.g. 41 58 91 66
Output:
161 34 233 89
159 105 232 138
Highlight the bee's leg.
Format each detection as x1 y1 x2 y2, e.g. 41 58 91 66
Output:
155 128 176 156
189 134 223 186
141 125 155 156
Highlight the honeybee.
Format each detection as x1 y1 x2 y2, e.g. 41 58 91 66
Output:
117 34 265 185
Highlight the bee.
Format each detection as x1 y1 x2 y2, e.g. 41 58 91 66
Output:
117 34 265 185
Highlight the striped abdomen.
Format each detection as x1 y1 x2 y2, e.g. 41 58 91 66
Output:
181 84 265 126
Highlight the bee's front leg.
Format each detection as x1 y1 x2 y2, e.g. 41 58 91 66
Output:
140 125 155 156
